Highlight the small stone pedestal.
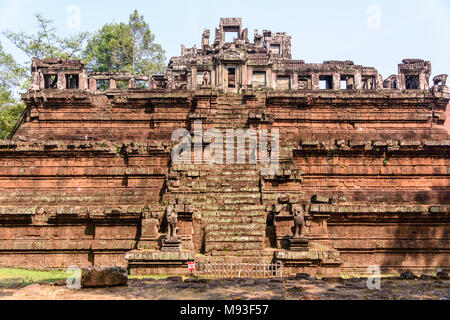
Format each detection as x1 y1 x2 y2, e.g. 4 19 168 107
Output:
161 237 182 252
125 250 195 276
289 237 310 252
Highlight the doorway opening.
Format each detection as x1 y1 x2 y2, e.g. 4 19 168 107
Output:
228 68 236 88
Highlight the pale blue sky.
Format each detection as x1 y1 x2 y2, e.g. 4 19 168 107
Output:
0 0 449 79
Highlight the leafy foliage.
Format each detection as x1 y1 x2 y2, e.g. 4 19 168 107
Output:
3 14 90 60
0 43 28 91
0 11 166 139
84 10 166 74
0 89 25 139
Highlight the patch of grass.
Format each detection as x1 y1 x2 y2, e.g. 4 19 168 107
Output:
340 272 399 279
0 268 68 287
129 274 183 280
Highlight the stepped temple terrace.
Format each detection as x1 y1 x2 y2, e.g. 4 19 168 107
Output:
1 18 449 276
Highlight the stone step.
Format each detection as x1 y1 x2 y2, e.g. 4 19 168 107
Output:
206 171 259 177
205 175 259 180
202 210 265 217
214 115 246 119
202 217 266 224
206 230 264 237
206 250 275 257
204 224 263 232
174 185 260 191
204 188 260 193
191 205 265 212
173 165 259 172
202 205 266 211
205 235 263 242
174 187 260 194
216 193 261 199
222 199 260 205
204 242 264 252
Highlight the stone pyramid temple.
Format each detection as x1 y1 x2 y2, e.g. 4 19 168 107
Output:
1 18 449 276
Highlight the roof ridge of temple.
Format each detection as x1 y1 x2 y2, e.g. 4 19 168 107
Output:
27 18 448 94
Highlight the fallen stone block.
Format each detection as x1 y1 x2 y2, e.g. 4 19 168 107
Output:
81 266 128 288
400 271 417 280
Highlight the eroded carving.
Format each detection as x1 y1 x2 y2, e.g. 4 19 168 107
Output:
166 204 178 238
292 205 305 238
433 74 448 87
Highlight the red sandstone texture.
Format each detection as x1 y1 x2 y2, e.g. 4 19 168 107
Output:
1 19 449 276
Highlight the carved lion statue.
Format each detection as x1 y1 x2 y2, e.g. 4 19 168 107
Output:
166 204 178 238
433 74 448 87
292 205 305 238
202 71 210 86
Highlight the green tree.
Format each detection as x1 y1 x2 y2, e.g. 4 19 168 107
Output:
0 42 28 90
3 13 90 60
1 13 89 139
84 10 166 74
0 43 26 139
0 89 25 139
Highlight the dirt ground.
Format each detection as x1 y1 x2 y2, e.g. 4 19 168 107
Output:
0 276 448 300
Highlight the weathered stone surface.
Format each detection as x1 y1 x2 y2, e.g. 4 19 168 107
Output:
400 271 418 280
0 18 447 277
437 271 449 280
81 267 128 288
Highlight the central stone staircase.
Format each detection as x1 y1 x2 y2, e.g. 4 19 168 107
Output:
164 93 269 256
213 94 249 129
201 164 266 255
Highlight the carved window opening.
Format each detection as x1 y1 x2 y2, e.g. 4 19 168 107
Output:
340 75 354 90
298 75 312 90
65 74 79 89
225 32 239 43
135 80 149 89
405 75 419 89
116 80 129 90
252 71 266 87
96 79 110 90
319 75 333 90
228 68 236 88
44 75 58 89
391 79 398 89
276 75 291 90
362 76 376 89
270 44 281 55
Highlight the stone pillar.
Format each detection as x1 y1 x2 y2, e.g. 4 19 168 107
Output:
354 72 362 90
291 72 298 89
236 66 241 88
192 66 198 88
129 78 136 89
333 73 341 90
57 72 66 90
138 218 160 250
109 79 116 89
211 69 216 88
150 78 156 90
37 72 44 90
241 64 248 87
311 73 319 90
202 29 210 51
89 78 97 91
419 72 429 90
273 72 278 89
79 72 88 90
398 74 406 90
376 74 384 90
217 64 224 88
247 67 253 87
